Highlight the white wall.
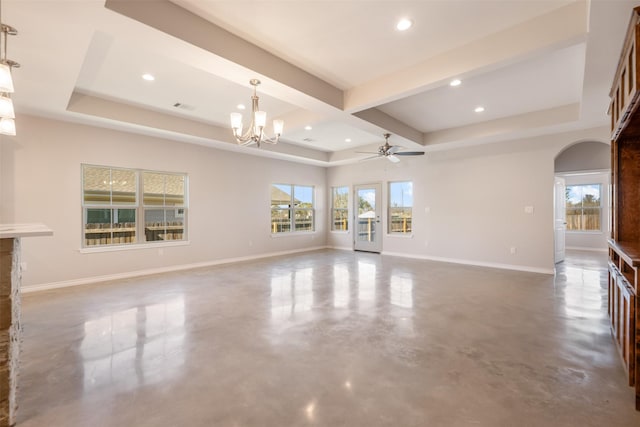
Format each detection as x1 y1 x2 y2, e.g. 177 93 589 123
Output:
560 172 610 251
328 127 610 273
0 115 327 288
555 141 609 172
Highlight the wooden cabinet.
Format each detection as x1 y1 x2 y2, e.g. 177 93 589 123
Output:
608 244 637 387
610 7 640 141
609 6 640 411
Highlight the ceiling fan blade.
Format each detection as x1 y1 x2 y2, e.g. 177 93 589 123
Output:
359 155 382 162
394 151 425 156
387 155 401 163
355 151 380 154
388 145 401 154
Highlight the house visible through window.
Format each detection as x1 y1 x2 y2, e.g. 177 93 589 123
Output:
566 184 601 231
82 165 188 247
331 186 349 231
389 181 413 234
271 184 314 233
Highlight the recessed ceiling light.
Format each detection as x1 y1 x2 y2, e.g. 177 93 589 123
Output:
345 138 352 143
304 125 312 130
396 18 413 31
236 104 246 110
141 73 155 81
474 106 485 113
450 79 462 87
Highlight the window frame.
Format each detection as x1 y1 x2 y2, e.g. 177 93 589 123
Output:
565 183 602 232
81 164 189 250
331 186 349 232
388 181 413 235
271 183 315 234
142 171 188 243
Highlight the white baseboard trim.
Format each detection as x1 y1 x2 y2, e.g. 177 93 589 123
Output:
22 246 330 293
329 246 353 251
565 246 608 253
381 251 555 275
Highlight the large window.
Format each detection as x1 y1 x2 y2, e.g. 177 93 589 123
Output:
271 184 314 233
566 184 601 231
82 165 188 247
331 186 349 231
143 172 187 242
388 181 413 234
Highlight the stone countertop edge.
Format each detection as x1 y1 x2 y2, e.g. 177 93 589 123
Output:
0 223 54 239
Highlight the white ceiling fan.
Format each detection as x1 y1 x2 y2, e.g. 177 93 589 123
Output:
357 133 425 163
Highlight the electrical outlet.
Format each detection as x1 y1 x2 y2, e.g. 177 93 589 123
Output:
524 206 534 214
510 247 517 255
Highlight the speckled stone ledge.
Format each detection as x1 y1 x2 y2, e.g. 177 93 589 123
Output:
0 238 20 427
0 224 52 427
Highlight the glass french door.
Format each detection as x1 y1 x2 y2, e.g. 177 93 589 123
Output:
354 183 382 253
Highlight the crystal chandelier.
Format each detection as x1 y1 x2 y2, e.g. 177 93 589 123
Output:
230 79 284 147
0 0 18 136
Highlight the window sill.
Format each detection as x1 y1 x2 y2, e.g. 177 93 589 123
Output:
80 240 190 254
386 233 414 239
330 230 350 234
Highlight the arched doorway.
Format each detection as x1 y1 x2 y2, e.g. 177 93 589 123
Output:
553 141 610 263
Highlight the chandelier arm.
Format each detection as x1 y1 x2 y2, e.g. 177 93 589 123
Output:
233 113 258 145
234 130 280 145
260 136 280 144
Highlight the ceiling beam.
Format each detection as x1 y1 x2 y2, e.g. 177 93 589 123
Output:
352 108 423 146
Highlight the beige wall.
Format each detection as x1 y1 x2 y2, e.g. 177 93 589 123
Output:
0 114 610 287
555 141 610 172
327 127 610 273
0 115 327 288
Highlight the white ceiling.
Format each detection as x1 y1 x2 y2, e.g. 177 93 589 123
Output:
378 43 586 132
74 34 299 127
4 0 637 165
171 0 574 89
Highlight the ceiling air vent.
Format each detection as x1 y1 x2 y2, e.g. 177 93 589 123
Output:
173 102 195 111
303 138 314 142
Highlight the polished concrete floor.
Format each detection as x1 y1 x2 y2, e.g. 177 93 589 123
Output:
16 249 640 426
